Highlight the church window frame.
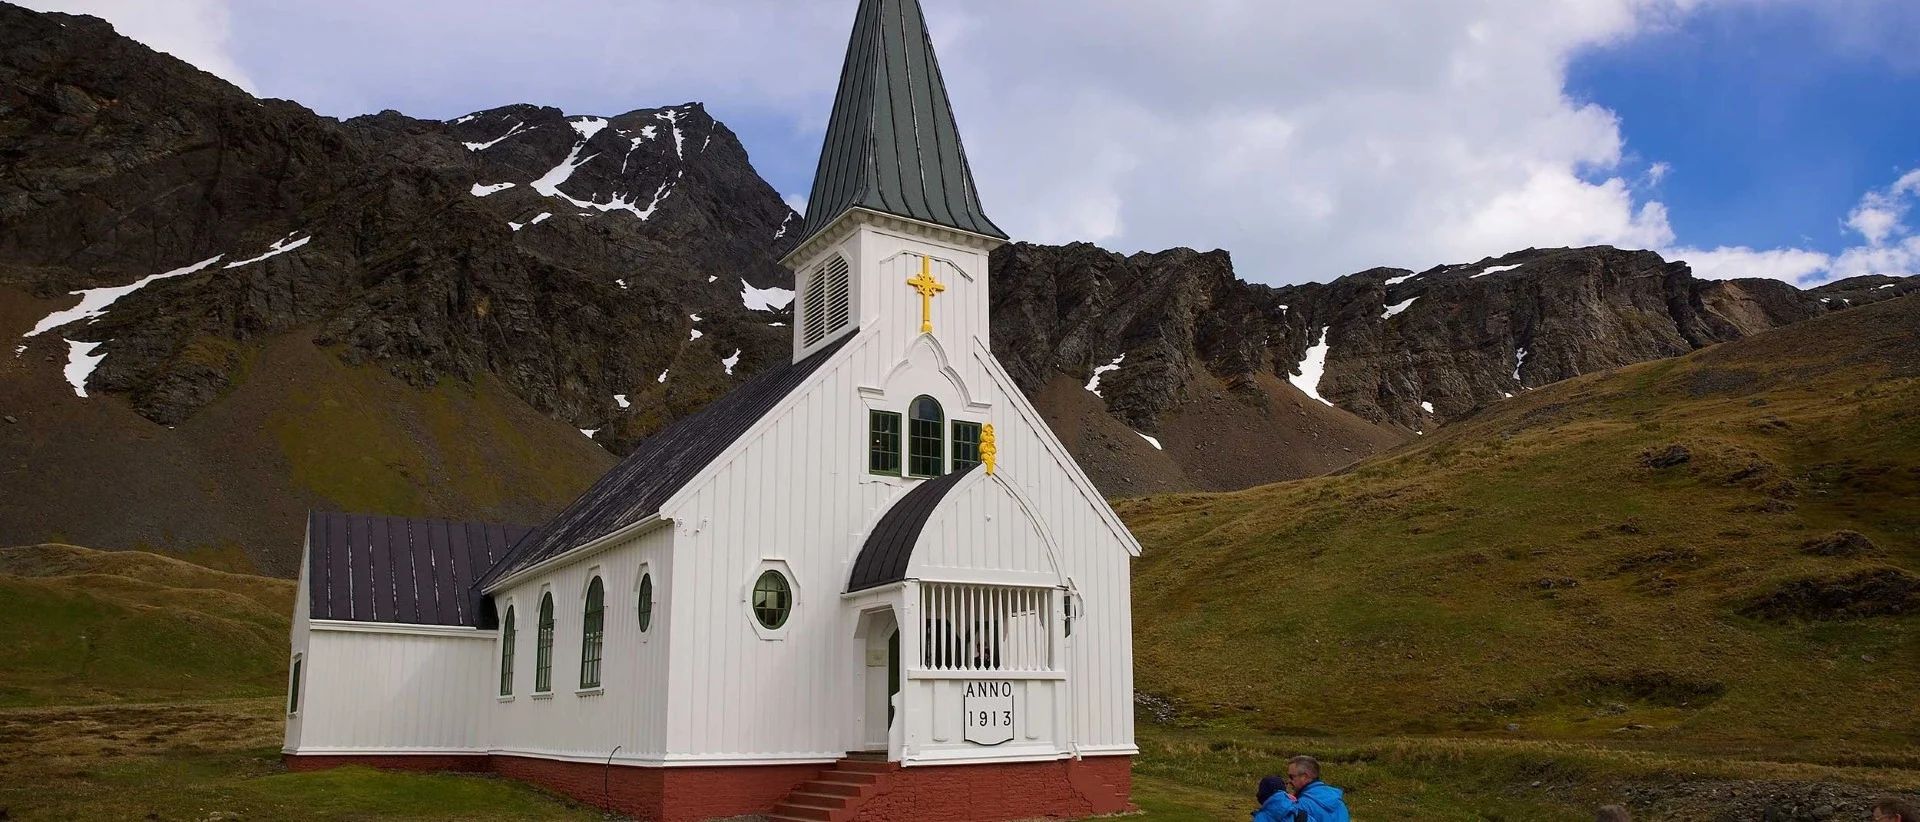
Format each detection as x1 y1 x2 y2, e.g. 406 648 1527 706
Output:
579 575 606 691
499 604 517 698
753 571 792 630
745 559 801 641
869 410 903 476
907 395 946 478
636 569 655 635
287 654 303 716
534 591 556 695
951 420 982 471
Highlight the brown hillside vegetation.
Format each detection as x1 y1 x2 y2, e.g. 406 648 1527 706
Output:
1123 294 1920 752
0 300 614 576
0 544 294 707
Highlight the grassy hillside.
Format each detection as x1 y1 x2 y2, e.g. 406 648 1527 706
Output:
0 544 295 708
1123 294 1920 755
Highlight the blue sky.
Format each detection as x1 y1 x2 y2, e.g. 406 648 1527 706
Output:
20 0 1920 285
1568 0 1920 262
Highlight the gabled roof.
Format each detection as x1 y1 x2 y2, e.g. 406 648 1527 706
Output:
477 334 855 590
304 512 533 628
795 0 1006 247
848 464 980 592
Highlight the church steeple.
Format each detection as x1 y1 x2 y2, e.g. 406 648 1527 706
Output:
794 0 1007 247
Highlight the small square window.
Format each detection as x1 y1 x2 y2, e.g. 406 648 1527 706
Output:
952 421 982 471
869 411 902 476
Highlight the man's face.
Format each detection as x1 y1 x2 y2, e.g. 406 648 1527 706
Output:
1287 767 1314 792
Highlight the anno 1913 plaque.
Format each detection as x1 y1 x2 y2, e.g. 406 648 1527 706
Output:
962 680 1015 745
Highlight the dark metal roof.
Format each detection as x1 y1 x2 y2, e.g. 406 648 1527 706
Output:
477 333 856 590
795 0 1007 247
848 464 980 592
304 511 533 627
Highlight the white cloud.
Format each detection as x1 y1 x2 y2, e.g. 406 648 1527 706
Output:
925 0 1727 282
18 0 255 91
1675 169 1920 284
1667 245 1833 283
1845 169 1920 246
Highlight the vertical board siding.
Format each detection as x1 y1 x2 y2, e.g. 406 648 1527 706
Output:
655 222 1135 761
294 630 494 753
488 526 673 762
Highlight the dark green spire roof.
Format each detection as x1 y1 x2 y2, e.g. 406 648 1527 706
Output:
795 0 1007 246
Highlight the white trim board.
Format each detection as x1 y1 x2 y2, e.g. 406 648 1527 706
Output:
308 620 497 640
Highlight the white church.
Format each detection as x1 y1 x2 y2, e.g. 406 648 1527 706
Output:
282 1 1141 819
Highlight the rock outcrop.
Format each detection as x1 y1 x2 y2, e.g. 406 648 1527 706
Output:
991 242 1882 436
1 3 799 454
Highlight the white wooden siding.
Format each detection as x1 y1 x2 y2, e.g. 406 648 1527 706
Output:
282 535 312 752
289 627 494 754
910 473 1065 581
658 221 1136 762
488 524 673 764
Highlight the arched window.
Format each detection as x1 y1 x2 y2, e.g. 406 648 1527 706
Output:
580 577 605 689
908 396 945 477
288 655 303 715
637 573 654 633
535 593 555 694
752 570 792 630
499 606 516 697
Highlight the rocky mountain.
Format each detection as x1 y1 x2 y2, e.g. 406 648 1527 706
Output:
1 2 800 455
2 2 1914 570
992 242 1918 458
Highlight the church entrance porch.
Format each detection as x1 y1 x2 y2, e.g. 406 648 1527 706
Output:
854 607 900 754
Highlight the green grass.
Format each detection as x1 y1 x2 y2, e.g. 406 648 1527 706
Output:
0 699 603 821
0 545 294 708
1122 295 1920 755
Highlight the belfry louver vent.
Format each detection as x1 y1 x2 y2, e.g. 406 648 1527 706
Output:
802 255 851 349
824 256 851 332
803 266 829 346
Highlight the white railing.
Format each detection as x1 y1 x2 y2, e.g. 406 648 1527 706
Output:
919 583 1054 673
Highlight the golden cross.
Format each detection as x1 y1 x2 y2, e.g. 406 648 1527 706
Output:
905 255 946 334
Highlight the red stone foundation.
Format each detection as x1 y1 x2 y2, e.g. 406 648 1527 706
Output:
847 756 1133 822
281 752 1131 822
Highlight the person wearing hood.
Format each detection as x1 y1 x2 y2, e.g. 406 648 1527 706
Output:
1253 755 1351 822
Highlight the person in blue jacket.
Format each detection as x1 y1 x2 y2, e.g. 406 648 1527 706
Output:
1253 755 1351 822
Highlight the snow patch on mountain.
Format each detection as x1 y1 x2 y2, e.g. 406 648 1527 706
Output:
570 117 608 141
26 254 225 338
1085 354 1125 397
657 109 686 159
63 340 106 398
1383 297 1418 319
1473 263 1524 278
1291 328 1334 407
742 281 795 311
224 234 310 269
471 182 516 197
464 121 528 151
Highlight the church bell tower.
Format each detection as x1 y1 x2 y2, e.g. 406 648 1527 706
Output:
782 0 1009 365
